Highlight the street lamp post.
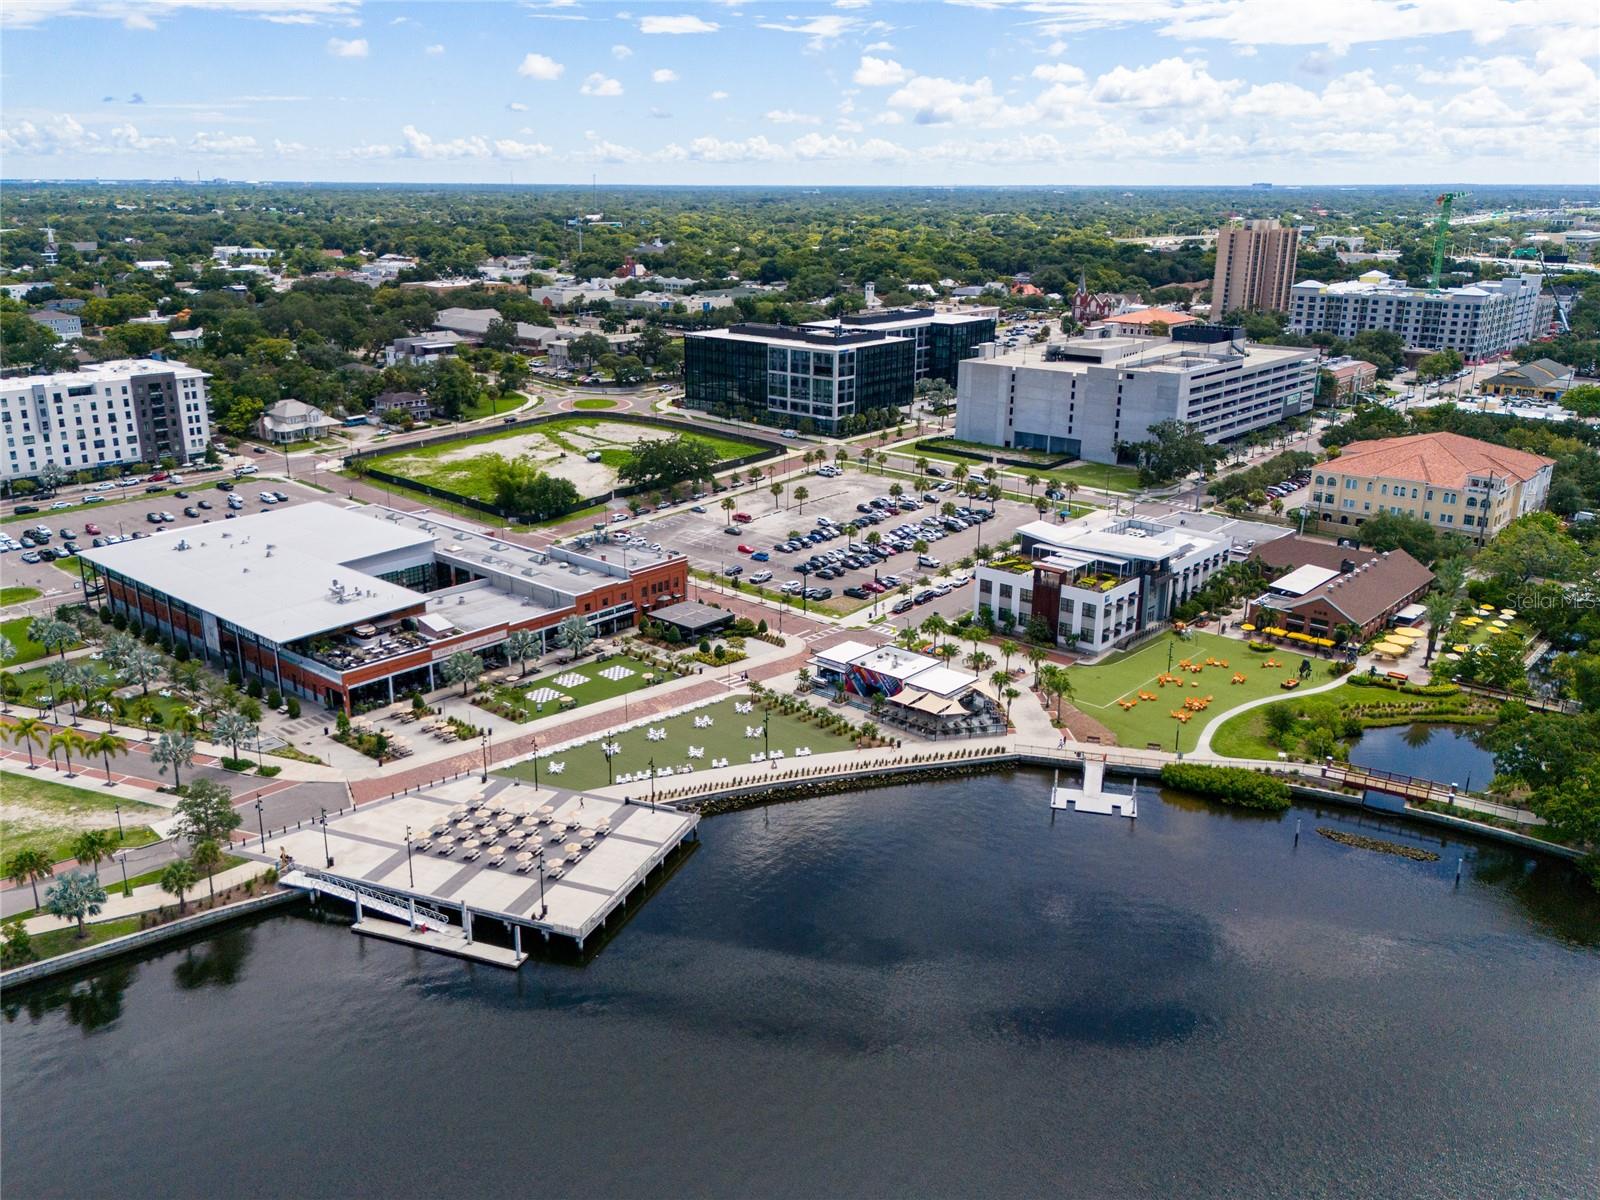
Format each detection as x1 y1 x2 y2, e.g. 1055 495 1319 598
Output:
320 807 333 868
113 802 124 841
254 796 265 849
648 756 657 806
480 731 490 783
603 742 616 785
405 825 415 888
536 853 547 918
763 715 771 769
532 738 540 792
117 851 131 898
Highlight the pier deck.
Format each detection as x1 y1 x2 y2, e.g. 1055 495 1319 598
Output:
262 775 697 956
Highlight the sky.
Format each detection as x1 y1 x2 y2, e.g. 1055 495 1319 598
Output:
2 0 1598 186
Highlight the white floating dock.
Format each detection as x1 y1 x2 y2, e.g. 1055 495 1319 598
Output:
352 919 528 969
1051 760 1138 819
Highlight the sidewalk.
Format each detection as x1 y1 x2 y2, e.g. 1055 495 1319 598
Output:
19 860 270 935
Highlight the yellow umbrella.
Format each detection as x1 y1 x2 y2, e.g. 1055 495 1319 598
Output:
1477 605 1495 613
1500 609 1517 617
1395 627 1424 639
1239 623 1256 632
1452 643 1470 653
1491 620 1509 629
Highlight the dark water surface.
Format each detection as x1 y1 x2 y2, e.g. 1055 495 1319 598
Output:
5 771 1598 1200
1349 722 1500 792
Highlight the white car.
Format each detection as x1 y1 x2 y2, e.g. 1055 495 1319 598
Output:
781 580 804 594
750 569 773 584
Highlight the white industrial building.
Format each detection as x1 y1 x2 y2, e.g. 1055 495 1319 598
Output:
1 359 212 483
1288 271 1547 360
955 326 1316 466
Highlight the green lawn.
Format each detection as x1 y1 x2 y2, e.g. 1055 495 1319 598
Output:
1066 630 1338 750
6 659 195 727
25 915 145 961
475 653 679 722
1049 462 1143 493
0 587 40 606
3 616 82 665
0 772 163 865
571 396 617 410
496 693 857 793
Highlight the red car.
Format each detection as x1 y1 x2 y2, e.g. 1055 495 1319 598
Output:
732 512 753 523
84 523 102 535
737 543 756 554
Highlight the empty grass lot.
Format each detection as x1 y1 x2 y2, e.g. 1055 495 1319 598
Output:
0 587 41 606
1066 630 1339 749
0 772 162 865
496 694 855 794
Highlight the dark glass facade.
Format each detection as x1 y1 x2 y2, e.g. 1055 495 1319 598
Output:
927 317 997 383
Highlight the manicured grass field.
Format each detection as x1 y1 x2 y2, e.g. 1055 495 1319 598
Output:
1 587 41 606
496 694 856 794
0 772 162 865
1066 630 1339 749
3 616 76 665
571 397 617 410
478 652 675 722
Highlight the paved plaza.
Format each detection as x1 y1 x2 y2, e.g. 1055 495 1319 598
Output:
261 774 697 943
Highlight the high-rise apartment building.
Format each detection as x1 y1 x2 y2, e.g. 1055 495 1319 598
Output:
1211 219 1299 314
1 358 212 483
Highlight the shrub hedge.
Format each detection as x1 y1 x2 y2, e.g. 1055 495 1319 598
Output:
1159 763 1292 811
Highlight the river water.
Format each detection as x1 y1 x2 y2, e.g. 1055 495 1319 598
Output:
5 771 1597 1200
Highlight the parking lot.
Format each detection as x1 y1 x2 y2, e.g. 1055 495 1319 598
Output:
1 474 330 603
612 468 1042 617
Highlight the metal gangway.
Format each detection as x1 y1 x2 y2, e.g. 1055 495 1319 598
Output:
279 866 452 928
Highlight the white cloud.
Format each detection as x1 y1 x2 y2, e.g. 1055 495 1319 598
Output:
834 0 871 8
1031 62 1086 85
517 53 565 80
611 43 633 59
493 137 552 159
400 124 490 159
1089 57 1236 110
652 68 679 83
758 14 862 50
885 74 1025 126
189 130 260 155
864 40 894 51
124 12 156 29
765 109 821 124
580 73 624 96
326 36 367 58
0 114 176 155
708 89 730 101
854 55 911 86
425 43 445 55
639 14 719 34
506 101 529 112
272 138 307 154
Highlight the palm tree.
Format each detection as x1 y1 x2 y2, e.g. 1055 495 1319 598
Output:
896 624 922 652
1024 473 1040 499
720 496 736 522
833 448 849 471
212 711 253 762
151 731 196 790
997 638 1019 676
190 839 225 905
48 728 89 777
966 650 995 676
44 659 74 723
68 662 100 725
72 829 117 875
1025 644 1047 680
27 616 76 661
122 645 163 697
793 486 809 513
1422 591 1457 666
46 871 107 939
769 482 783 510
160 860 198 914
505 628 539 677
86 731 127 786
8 716 47 769
6 848 54 908
920 613 949 651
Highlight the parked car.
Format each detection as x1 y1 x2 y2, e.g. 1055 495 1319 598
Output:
750 551 770 562
84 523 101 535
722 564 744 577
723 525 741 535
732 512 753 523
750 569 773 584
804 586 832 600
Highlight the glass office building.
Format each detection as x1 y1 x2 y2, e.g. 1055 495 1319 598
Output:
683 324 914 434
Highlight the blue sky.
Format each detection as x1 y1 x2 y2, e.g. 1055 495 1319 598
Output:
3 1 1598 184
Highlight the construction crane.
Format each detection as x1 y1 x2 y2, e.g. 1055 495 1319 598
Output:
1429 191 1467 292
